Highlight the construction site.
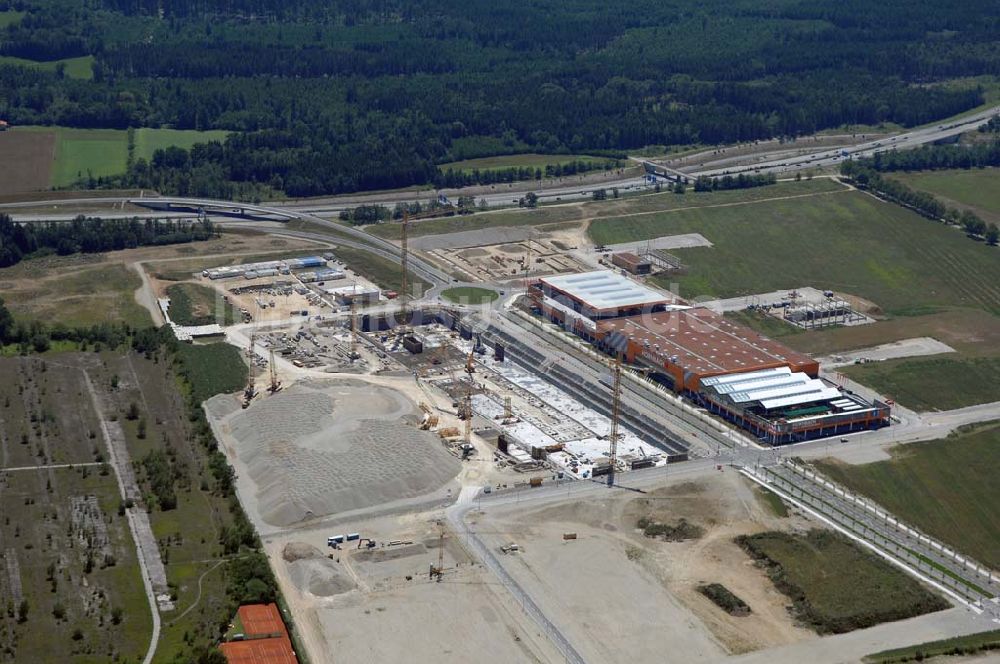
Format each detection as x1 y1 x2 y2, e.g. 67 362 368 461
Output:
209 256 891 531
189 215 969 664
425 235 587 282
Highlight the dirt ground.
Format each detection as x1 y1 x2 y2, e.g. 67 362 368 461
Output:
476 471 818 662
0 131 55 194
427 235 587 281
0 230 326 328
265 512 564 664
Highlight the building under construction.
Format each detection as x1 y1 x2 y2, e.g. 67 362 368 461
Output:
531 270 890 445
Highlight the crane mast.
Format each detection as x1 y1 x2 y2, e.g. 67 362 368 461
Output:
268 348 281 393
399 211 409 331
607 356 622 487
349 299 359 361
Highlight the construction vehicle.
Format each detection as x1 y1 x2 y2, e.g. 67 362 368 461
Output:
418 402 439 430
465 348 476 375
267 349 282 394
357 538 377 550
429 523 448 582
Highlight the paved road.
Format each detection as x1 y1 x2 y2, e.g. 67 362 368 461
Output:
446 488 586 664
691 104 1000 178
5 103 993 224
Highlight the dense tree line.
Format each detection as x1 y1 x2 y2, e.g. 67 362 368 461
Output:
840 162 999 245
432 159 622 189
693 173 778 192
855 139 1000 173
0 214 215 267
338 204 390 226
0 0 996 198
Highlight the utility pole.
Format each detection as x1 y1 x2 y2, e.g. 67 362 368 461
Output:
607 356 622 487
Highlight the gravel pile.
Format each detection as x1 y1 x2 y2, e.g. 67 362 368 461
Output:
283 542 356 597
227 380 459 526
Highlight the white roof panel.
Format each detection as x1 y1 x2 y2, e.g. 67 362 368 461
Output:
715 374 810 395
701 366 791 387
542 270 671 311
732 379 826 403
760 388 842 410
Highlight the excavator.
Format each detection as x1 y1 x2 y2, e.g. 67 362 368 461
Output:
418 402 439 430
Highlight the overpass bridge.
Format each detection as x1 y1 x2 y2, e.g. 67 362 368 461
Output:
130 197 301 221
641 161 691 184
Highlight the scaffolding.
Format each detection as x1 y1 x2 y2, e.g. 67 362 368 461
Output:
784 299 860 329
640 246 687 274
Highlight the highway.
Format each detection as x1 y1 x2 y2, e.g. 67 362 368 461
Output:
691 104 1000 178
5 103 994 225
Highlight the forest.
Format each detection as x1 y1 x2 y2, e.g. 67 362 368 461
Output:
855 136 1000 172
0 0 997 198
0 214 215 267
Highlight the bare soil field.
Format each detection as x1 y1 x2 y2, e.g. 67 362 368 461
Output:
476 471 817 661
265 512 564 664
0 131 54 195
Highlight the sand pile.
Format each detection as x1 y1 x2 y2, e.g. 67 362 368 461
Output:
228 380 459 526
283 541 320 562
282 542 356 597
